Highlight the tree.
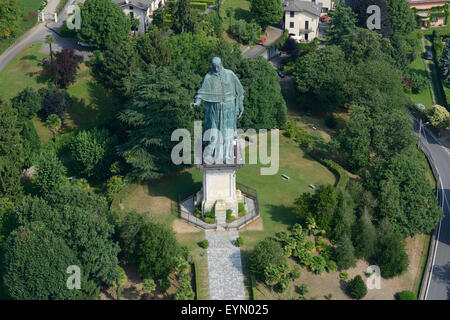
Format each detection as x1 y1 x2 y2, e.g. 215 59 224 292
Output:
250 0 283 29
118 64 202 180
338 105 372 172
351 210 377 259
374 220 409 278
45 35 55 61
332 190 356 241
427 104 450 131
249 238 287 280
70 128 117 179
0 99 23 199
38 85 71 119
292 46 349 112
1 222 80 300
136 222 181 280
383 0 415 36
334 235 356 270
44 48 83 88
20 119 41 166
171 0 197 34
0 0 20 39
16 186 121 296
44 114 61 141
235 57 286 129
230 19 262 45
440 40 450 82
77 0 130 48
117 210 147 265
91 38 139 96
264 263 285 296
152 7 165 28
326 3 357 44
346 275 367 299
136 27 172 67
11 87 42 120
33 150 67 197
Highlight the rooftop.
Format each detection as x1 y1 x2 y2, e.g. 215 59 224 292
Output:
283 0 322 16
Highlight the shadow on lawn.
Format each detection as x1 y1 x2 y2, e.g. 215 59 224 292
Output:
265 203 297 226
145 170 202 203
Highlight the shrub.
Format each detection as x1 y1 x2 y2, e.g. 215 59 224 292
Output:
238 202 246 216
107 175 124 202
159 277 171 292
198 239 209 249
409 72 429 93
204 217 216 224
226 209 235 223
291 265 301 279
142 278 156 293
235 236 244 247
339 272 349 281
297 283 308 295
395 290 417 300
346 275 367 299
230 19 262 45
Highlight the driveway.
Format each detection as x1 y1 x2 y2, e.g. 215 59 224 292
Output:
0 0 89 72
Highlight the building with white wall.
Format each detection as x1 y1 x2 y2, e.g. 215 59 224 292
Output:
282 0 323 41
112 0 165 34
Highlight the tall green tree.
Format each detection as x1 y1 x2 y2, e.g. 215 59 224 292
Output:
77 0 130 48
33 150 67 197
118 63 202 180
334 235 356 270
11 87 42 120
383 0 415 36
249 238 287 280
70 128 117 179
136 26 172 67
292 45 349 112
0 99 23 200
1 222 81 300
352 210 377 259
249 0 283 29
326 3 357 44
236 57 286 129
136 222 181 280
338 105 372 172
91 38 139 96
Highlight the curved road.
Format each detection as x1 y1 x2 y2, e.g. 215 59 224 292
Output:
0 0 87 72
414 119 450 300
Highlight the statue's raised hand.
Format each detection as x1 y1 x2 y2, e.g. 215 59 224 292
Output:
190 98 201 108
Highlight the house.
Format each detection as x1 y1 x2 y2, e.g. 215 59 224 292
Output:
282 0 324 41
111 0 165 34
407 0 449 27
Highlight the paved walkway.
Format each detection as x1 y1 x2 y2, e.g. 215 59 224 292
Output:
205 231 246 300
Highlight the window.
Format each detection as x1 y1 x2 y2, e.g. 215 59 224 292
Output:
305 33 309 41
290 11 294 18
305 21 309 30
290 22 294 28
129 6 133 10
322 8 328 13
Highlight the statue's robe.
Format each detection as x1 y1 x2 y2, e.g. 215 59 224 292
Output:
194 68 244 164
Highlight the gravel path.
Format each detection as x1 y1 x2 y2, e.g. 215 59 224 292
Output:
205 231 246 300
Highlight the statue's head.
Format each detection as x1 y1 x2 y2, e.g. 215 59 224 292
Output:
211 57 223 73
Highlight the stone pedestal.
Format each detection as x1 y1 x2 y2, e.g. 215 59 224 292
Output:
200 164 241 217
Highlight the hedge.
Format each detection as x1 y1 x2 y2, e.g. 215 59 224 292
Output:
250 273 258 300
191 2 207 11
194 260 201 300
321 159 349 191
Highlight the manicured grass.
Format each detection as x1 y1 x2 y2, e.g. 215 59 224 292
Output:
121 132 335 251
0 0 41 55
407 38 434 107
0 43 48 100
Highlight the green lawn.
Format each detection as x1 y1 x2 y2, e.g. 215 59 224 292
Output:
0 43 120 141
0 0 42 55
407 37 434 107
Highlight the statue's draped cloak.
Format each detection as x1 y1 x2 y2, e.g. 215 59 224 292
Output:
194 69 244 163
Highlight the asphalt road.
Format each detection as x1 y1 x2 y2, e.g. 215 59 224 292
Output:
0 0 88 72
414 119 450 300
